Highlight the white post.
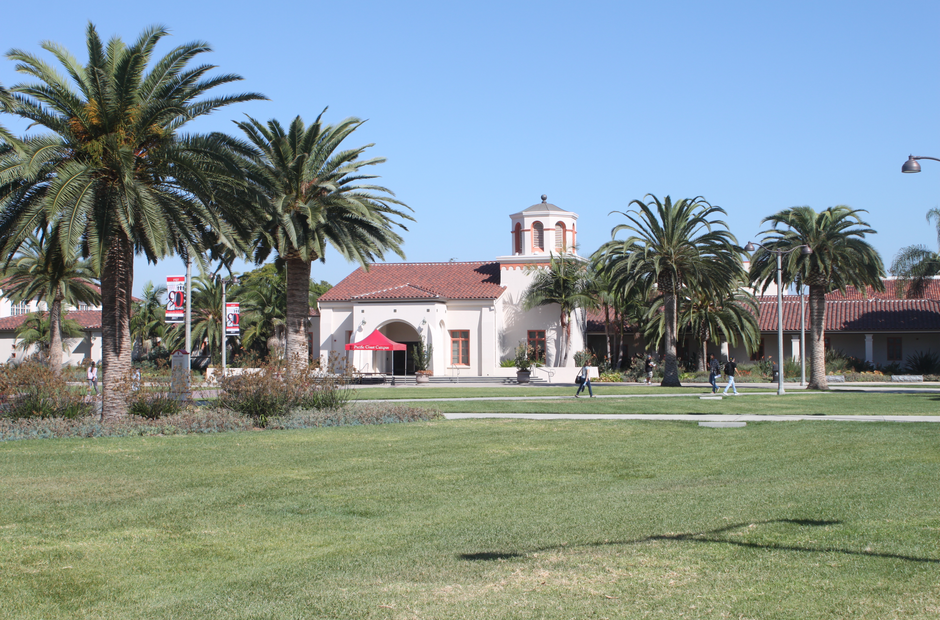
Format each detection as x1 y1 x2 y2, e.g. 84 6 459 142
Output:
221 278 227 373
776 252 785 396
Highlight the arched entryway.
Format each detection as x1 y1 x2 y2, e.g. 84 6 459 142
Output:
381 321 422 375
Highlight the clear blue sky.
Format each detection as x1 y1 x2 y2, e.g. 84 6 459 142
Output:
2 0 938 296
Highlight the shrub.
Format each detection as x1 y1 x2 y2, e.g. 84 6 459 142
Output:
0 404 440 442
597 372 626 382
783 357 801 379
904 349 940 375
0 361 93 420
573 350 595 367
215 353 355 425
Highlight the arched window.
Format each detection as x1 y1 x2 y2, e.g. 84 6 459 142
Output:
554 222 566 252
532 222 544 251
513 223 522 254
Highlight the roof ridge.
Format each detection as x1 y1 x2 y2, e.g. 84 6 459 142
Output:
351 283 442 299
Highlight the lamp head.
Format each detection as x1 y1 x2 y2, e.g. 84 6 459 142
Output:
902 156 921 173
744 242 756 253
800 245 813 255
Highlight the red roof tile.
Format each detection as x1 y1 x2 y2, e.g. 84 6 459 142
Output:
318 262 506 302
0 310 102 331
756 297 940 332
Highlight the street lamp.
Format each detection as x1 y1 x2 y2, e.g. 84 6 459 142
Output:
221 275 239 373
745 242 813 395
901 155 940 173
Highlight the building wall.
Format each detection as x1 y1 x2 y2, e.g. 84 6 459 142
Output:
0 331 102 367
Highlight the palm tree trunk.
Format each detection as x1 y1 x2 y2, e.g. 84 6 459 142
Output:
285 253 311 372
662 283 681 387
807 284 828 390
604 304 612 366
101 234 134 420
560 310 570 365
48 294 63 375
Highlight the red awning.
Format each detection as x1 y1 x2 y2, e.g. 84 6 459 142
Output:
345 329 407 351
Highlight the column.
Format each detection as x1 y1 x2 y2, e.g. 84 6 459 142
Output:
865 334 874 364
791 335 801 361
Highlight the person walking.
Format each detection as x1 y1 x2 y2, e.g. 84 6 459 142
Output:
87 360 98 395
722 356 739 395
708 354 720 394
644 354 656 385
575 363 594 398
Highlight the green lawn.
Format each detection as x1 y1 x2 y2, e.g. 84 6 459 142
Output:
350 387 940 416
1 420 938 618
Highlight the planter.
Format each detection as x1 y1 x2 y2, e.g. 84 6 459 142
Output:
415 372 431 385
516 370 531 384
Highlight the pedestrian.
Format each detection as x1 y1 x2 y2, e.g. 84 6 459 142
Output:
644 354 656 385
708 354 720 394
87 360 98 395
575 363 594 398
722 356 739 395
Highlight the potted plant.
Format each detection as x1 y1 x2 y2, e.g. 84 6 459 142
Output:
514 341 536 384
412 339 433 384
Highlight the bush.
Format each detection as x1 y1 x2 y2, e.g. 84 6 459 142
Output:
573 350 595 367
215 353 355 425
596 372 626 382
0 404 441 442
0 361 94 420
904 349 940 375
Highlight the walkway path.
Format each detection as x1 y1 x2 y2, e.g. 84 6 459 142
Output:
443 413 940 423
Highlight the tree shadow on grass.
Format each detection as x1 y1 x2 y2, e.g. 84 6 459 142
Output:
458 518 940 564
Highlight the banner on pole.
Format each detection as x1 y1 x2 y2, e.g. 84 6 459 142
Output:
225 302 240 335
166 275 186 324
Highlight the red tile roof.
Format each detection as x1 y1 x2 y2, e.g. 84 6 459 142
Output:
756 297 940 332
825 278 940 301
0 310 102 331
318 262 506 302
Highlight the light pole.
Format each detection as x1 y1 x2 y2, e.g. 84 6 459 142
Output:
220 276 239 374
901 155 940 173
798 277 806 386
745 242 813 395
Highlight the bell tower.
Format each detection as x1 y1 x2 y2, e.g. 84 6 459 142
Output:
506 194 578 259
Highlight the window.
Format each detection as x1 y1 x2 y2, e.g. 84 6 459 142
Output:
887 337 902 361
450 330 469 366
750 338 765 361
532 222 544 251
513 223 522 254
527 330 546 362
554 222 566 252
77 303 92 311
11 302 28 316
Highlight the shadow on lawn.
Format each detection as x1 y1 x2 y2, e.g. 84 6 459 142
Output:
459 518 940 564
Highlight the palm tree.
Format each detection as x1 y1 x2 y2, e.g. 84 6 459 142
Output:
190 273 226 361
749 206 885 390
14 311 84 359
235 112 412 370
890 208 940 298
521 253 592 365
594 195 744 386
130 281 167 358
2 232 99 373
0 24 264 418
671 286 760 371
235 268 286 358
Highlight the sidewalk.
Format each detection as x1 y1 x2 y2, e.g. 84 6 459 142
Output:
443 413 940 423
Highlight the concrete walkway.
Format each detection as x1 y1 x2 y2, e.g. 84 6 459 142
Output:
443 413 940 423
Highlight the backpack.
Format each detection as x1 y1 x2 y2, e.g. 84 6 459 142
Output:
724 362 733 375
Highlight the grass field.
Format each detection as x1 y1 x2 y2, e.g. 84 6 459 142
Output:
350 386 940 416
1 419 938 619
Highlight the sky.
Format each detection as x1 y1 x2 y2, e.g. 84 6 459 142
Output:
1 0 938 297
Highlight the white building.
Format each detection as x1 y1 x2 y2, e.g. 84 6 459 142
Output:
0 280 103 366
316 196 590 381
